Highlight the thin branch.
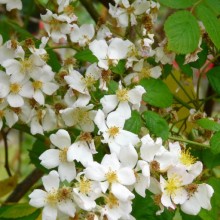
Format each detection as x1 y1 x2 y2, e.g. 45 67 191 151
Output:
98 0 115 8
80 0 100 23
5 168 44 203
1 129 12 177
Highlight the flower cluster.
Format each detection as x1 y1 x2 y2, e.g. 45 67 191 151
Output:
0 0 214 219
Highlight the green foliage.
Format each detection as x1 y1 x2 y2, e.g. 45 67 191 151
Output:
110 60 126 75
140 78 173 108
158 0 197 9
195 4 220 49
0 203 40 219
107 80 119 94
124 110 142 134
197 118 220 131
74 49 98 63
143 111 169 140
175 55 193 77
47 49 61 72
210 131 220 155
164 11 200 54
203 0 220 16
206 67 220 95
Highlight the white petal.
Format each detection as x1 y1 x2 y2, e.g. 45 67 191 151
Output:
42 82 59 95
7 94 24 107
100 95 118 114
89 40 108 60
42 170 60 192
84 162 106 181
135 174 149 197
58 162 76 182
117 167 136 185
29 189 47 208
128 86 145 105
181 196 201 215
50 129 71 149
171 188 188 204
111 183 134 201
4 109 18 127
58 199 76 217
42 205 58 220
94 109 108 132
20 81 34 98
39 149 60 169
34 90 45 105
101 153 120 171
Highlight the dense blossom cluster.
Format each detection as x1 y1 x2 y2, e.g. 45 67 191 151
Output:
0 0 214 219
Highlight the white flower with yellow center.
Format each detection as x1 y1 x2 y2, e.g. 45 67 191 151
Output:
64 64 101 95
160 166 195 209
60 104 96 132
85 153 135 202
109 0 150 27
94 110 139 156
0 71 34 107
70 24 95 47
181 183 214 215
29 170 76 220
89 38 133 70
39 129 76 182
31 66 59 105
101 81 145 120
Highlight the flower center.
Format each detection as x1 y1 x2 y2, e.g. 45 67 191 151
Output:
10 83 21 94
139 67 151 79
83 75 96 89
79 178 91 194
32 81 43 90
79 132 92 142
165 174 182 195
59 147 68 162
74 108 90 125
20 58 33 73
116 88 129 102
105 193 119 209
105 170 118 184
46 190 58 206
108 126 119 137
57 187 72 200
180 148 196 166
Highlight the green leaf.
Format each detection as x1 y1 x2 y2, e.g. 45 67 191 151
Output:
107 80 119 94
47 49 61 72
164 10 200 54
158 0 197 9
140 78 173 108
189 42 208 69
143 111 169 140
175 55 193 77
110 60 126 75
203 0 220 16
29 139 49 172
200 149 220 169
197 118 220 131
195 4 220 49
0 203 37 219
206 66 220 95
210 131 220 154
124 110 142 134
74 49 98 63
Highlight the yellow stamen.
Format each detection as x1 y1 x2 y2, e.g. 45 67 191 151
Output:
105 193 119 209
108 126 119 137
105 170 118 184
32 81 43 90
116 88 129 102
165 174 182 195
59 147 68 162
10 83 21 94
79 177 91 194
180 148 196 166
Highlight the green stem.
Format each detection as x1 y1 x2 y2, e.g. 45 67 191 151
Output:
169 136 209 148
173 94 192 109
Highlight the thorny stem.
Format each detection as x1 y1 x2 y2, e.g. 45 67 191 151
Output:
169 136 209 149
1 129 12 177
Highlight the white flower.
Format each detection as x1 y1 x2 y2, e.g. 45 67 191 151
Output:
109 0 150 27
0 0 22 11
39 129 76 182
60 104 96 132
0 71 33 107
29 170 76 220
89 38 133 70
96 25 112 40
94 110 139 156
57 0 76 13
160 166 195 209
181 183 214 215
155 46 175 65
64 64 101 95
85 153 135 202
70 24 95 46
101 81 145 119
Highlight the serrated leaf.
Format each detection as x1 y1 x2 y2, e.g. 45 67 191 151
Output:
74 49 98 63
107 80 119 94
110 60 126 75
210 131 220 154
140 78 173 108
0 203 37 219
197 118 220 131
164 11 200 54
195 4 220 49
176 55 193 77
124 110 142 134
158 0 197 9
203 0 220 16
29 139 48 172
0 175 17 198
143 111 169 140
206 66 220 95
